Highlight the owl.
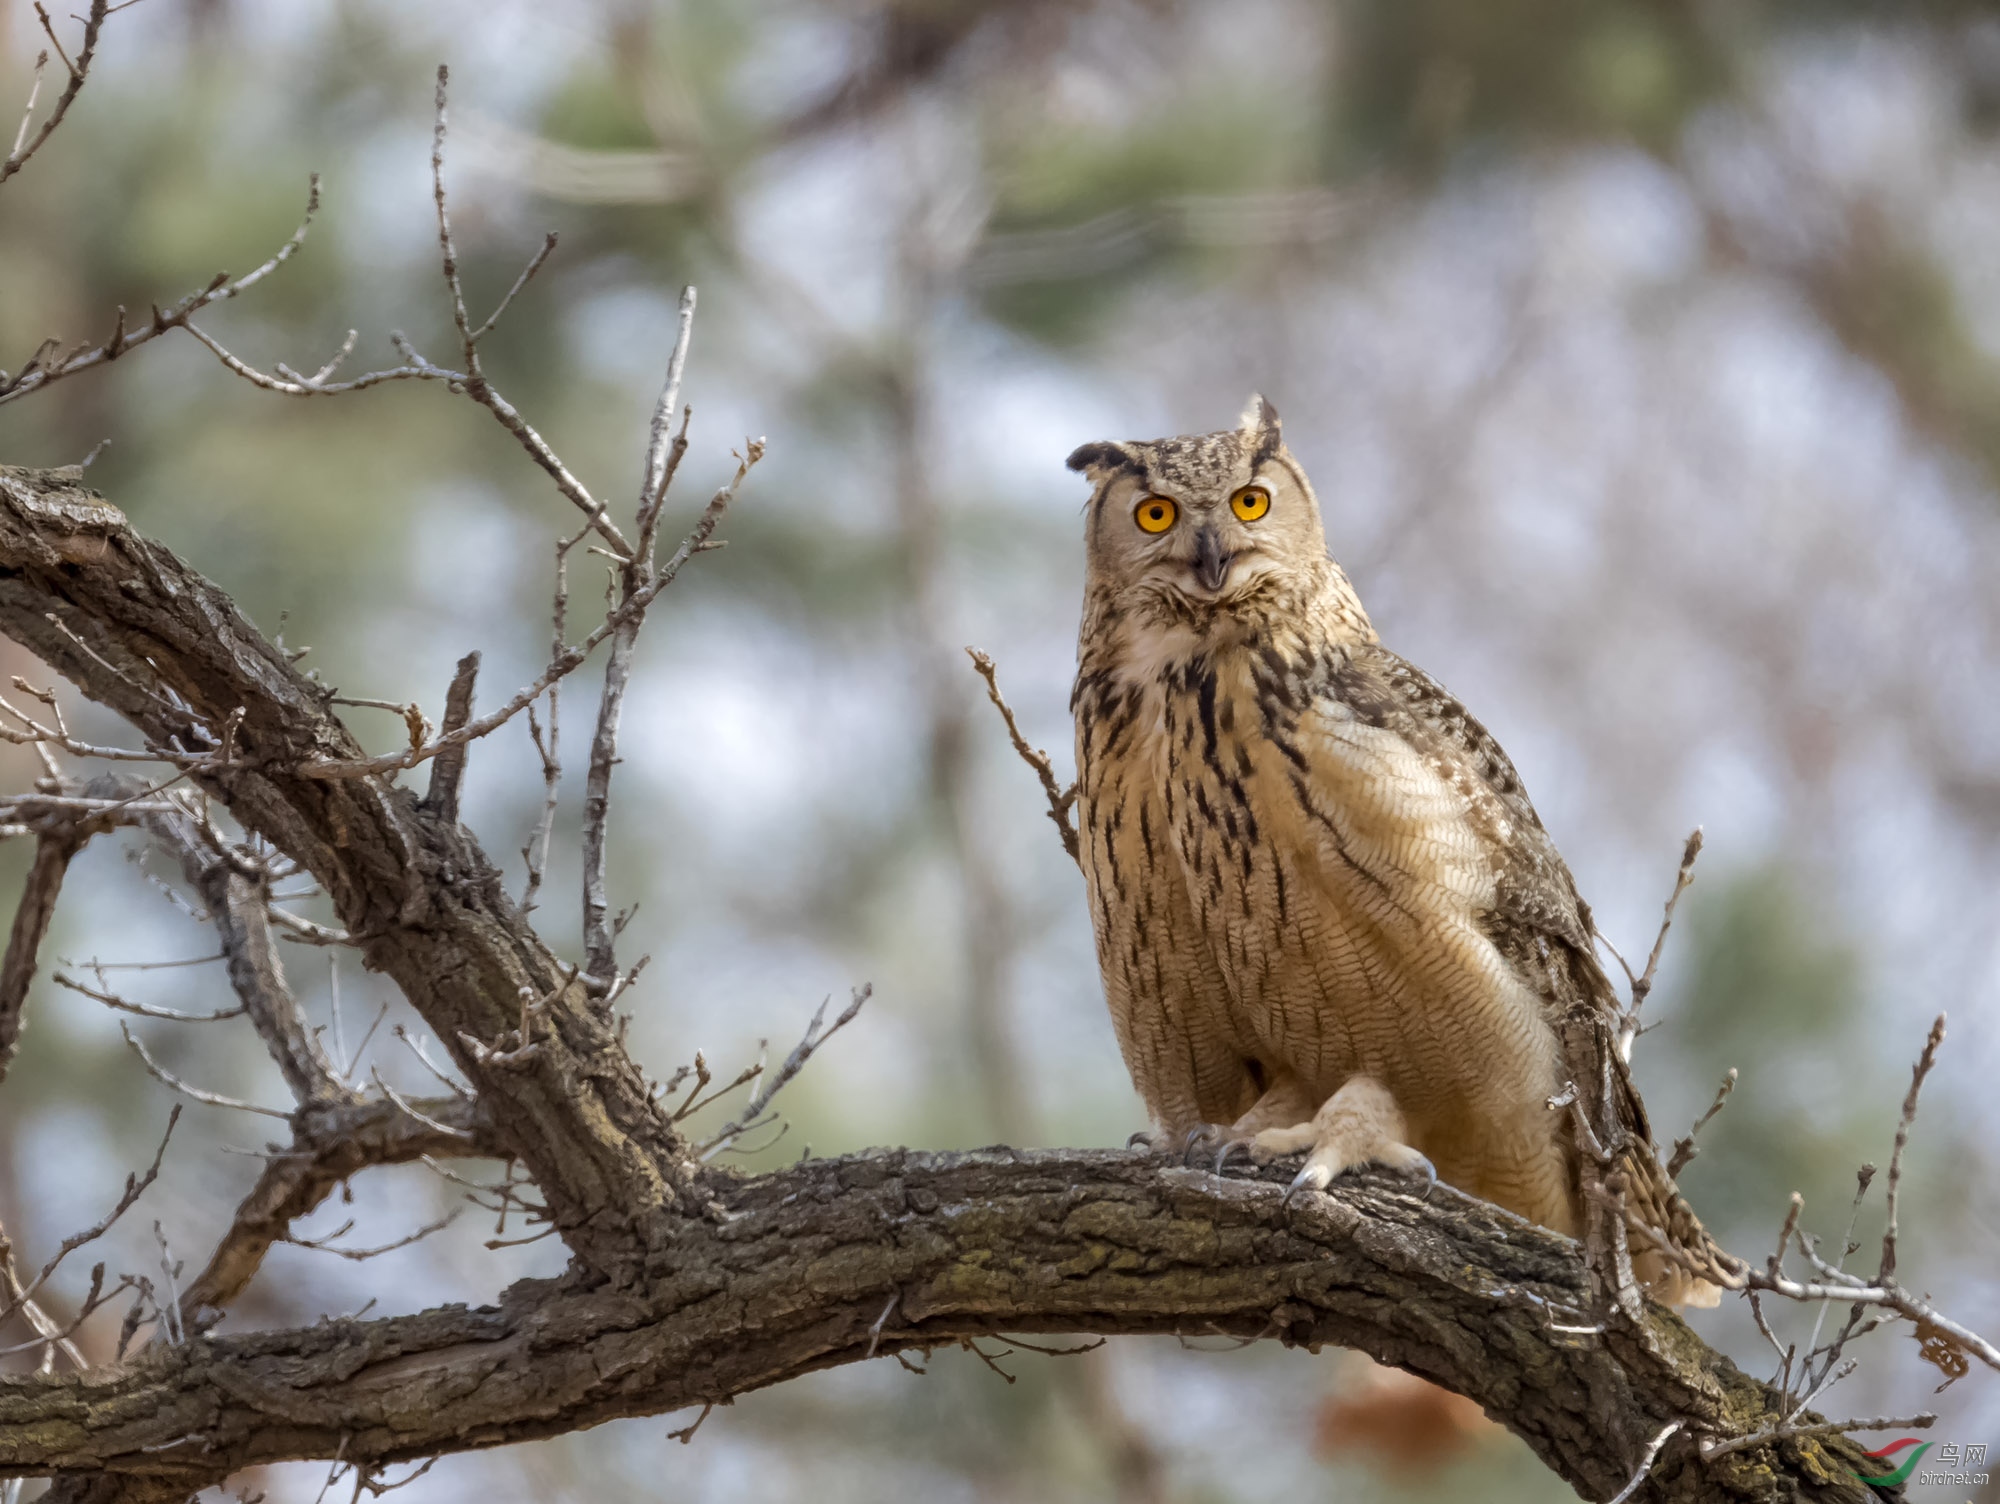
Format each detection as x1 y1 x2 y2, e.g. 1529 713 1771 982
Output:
1067 397 1717 1307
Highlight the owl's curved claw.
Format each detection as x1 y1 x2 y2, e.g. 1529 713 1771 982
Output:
1284 1161 1332 1205
1405 1153 1438 1186
1213 1137 1254 1176
1126 1131 1153 1152
1180 1125 1223 1166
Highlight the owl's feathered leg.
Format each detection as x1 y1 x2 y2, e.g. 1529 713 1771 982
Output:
1245 1075 1435 1196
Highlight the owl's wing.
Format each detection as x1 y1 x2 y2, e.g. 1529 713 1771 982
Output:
1330 643 1597 967
1324 644 1721 1302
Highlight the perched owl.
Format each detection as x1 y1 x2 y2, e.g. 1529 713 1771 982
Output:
1067 397 1718 1308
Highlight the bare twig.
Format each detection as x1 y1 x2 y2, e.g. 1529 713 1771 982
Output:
1617 827 1701 1059
342 1001 390 1080
0 1105 179 1327
0 1221 88 1370
469 233 557 344
966 648 1079 865
428 66 629 555
0 689 202 765
671 1057 761 1123
0 826 82 1083
666 1401 714 1445
266 906 353 948
1 175 321 404
53 969 244 1022
961 1337 1018 1384
133 798 350 1105
0 0 108 188
1605 1418 1683 1504
456 967 575 1071
390 1026 471 1100
996 1335 1108 1357
179 324 440 398
1881 1013 1944 1283
699 984 870 1156
1698 1413 1937 1463
582 286 698 982
155 80 626 557
120 1023 290 1118
1796 1165 1877 1385
1666 1067 1737 1178
484 1227 558 1249
152 1221 185 1346
7 53 48 166
0 793 177 824
865 1290 900 1360
0 1260 133 1363
520 542 568 913
372 1072 473 1139
1621 1017 1999 1380
60 951 226 971
295 497 748 782
288 1209 458 1262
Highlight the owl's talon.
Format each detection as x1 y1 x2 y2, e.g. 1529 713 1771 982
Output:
1286 1161 1333 1202
1180 1125 1224 1166
1126 1131 1153 1152
1213 1138 1253 1175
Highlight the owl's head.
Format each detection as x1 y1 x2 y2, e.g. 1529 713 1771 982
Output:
1067 396 1327 615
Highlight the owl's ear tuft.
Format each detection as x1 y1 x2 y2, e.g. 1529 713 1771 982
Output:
1067 440 1136 479
1240 394 1282 466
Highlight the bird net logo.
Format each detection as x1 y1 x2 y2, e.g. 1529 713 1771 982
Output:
1851 1438 1987 1487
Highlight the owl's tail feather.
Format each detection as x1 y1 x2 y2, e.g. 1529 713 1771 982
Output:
1619 1145 1727 1309
1557 951 1734 1311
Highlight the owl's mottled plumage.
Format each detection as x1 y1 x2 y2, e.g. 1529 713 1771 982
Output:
1069 398 1716 1306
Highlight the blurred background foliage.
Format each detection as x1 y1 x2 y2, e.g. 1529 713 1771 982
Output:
2 1 1999 1500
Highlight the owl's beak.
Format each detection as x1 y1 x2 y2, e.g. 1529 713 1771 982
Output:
1191 526 1233 593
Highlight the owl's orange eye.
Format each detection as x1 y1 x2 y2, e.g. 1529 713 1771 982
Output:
1231 487 1271 522
1134 496 1177 534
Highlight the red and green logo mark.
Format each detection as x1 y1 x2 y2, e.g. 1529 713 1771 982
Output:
1853 1438 1931 1486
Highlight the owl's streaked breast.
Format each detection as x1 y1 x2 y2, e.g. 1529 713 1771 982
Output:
1079 612 1567 1189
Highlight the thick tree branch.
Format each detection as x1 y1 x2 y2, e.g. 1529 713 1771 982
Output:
0 1152 1893 1503
0 465 692 1277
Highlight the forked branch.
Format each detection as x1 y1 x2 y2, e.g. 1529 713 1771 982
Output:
0 0 110 188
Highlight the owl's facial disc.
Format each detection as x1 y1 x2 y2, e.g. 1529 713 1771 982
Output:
1078 421 1327 616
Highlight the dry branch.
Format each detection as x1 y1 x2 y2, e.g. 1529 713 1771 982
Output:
966 648 1078 865
0 828 82 1084
0 1153 1909 1503
581 285 700 983
179 1093 497 1321
162 813 347 1104
0 1 108 188
1 175 321 406
0 464 694 1277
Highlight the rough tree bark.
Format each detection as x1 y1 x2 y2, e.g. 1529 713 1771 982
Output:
0 465 1910 1503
